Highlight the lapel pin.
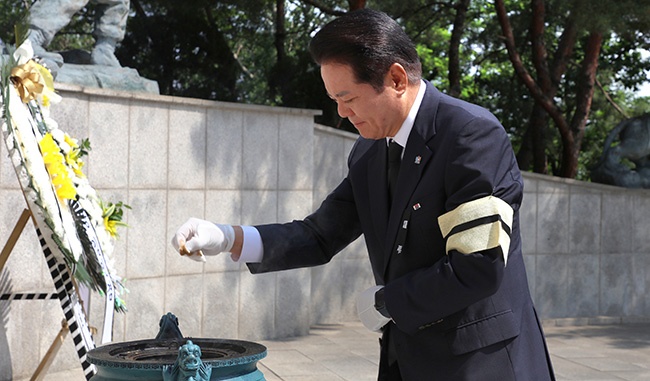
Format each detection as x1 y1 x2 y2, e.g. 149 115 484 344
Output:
414 156 422 164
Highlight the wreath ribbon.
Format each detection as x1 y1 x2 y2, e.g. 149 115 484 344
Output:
10 60 46 103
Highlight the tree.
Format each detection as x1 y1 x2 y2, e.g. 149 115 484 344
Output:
118 0 258 101
2 0 649 180
447 0 471 98
495 0 650 178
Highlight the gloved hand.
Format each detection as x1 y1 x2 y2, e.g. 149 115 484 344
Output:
171 218 235 262
356 285 391 332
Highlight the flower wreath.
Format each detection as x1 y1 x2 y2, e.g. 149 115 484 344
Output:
1 38 127 314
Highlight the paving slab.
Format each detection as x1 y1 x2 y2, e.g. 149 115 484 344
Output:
544 323 650 381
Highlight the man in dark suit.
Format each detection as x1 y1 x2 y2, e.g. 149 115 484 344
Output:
173 9 555 381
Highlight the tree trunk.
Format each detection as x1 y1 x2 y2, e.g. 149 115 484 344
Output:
272 0 288 104
348 0 366 10
448 0 471 97
560 31 603 178
517 104 549 173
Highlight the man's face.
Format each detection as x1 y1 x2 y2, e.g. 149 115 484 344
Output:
321 63 404 139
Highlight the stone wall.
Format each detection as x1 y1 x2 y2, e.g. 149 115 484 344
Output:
1 85 649 378
521 172 650 325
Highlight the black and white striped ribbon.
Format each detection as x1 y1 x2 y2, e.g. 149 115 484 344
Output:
0 293 58 300
38 228 96 380
69 200 115 345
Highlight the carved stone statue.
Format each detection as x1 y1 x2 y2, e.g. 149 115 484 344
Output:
591 114 650 188
162 340 213 381
28 0 129 68
20 0 158 93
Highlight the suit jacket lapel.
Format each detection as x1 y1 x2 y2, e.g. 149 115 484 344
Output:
381 81 440 277
382 131 433 275
387 80 440 225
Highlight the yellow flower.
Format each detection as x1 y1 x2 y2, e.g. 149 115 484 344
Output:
101 200 130 238
39 133 76 200
49 132 86 178
64 134 78 150
34 61 62 106
64 153 85 177
104 216 118 237
64 142 86 178
35 62 55 91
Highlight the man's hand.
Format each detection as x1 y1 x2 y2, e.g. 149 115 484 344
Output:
357 285 391 332
171 218 235 262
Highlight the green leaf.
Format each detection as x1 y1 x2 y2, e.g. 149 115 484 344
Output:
13 8 29 47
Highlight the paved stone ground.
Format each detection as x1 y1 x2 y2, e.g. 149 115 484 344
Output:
17 322 650 380
544 323 650 381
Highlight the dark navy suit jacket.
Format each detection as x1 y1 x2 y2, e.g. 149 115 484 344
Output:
249 81 555 380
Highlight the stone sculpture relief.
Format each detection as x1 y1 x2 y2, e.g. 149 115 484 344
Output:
591 114 650 188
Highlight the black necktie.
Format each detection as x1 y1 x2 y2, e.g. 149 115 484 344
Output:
387 140 402 199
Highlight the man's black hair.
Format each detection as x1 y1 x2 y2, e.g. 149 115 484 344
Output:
309 8 422 92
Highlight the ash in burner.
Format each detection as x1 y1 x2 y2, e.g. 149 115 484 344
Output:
95 338 262 365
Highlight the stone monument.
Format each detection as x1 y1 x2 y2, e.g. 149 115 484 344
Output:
25 0 158 93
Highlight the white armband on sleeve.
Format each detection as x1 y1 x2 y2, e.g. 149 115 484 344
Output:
438 195 513 265
236 225 264 263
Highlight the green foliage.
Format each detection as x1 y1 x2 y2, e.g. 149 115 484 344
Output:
478 0 650 178
12 8 29 47
1 0 649 179
0 0 26 44
47 4 95 52
117 0 255 101
77 138 91 158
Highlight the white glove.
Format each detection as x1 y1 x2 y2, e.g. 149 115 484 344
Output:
171 218 235 262
357 285 391 332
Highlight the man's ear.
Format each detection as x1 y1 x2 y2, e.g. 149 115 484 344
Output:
386 63 409 94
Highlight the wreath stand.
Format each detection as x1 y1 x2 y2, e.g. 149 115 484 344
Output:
0 40 126 381
0 207 97 380
0 209 96 381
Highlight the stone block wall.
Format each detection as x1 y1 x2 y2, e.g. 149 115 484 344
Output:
521 172 650 324
1 85 650 378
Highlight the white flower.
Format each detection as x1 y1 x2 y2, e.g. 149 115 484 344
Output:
43 116 59 130
13 40 34 65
